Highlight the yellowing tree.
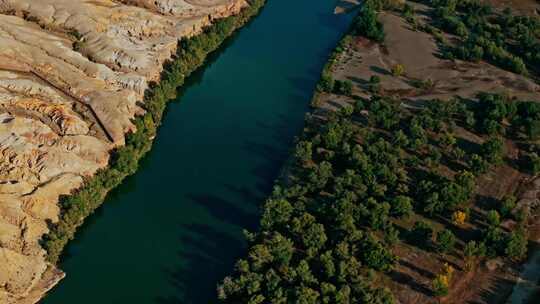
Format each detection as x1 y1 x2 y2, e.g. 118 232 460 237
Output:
433 263 454 297
392 64 405 77
432 274 449 297
452 210 467 226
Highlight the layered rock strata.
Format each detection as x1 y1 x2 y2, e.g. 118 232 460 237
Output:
0 1 248 303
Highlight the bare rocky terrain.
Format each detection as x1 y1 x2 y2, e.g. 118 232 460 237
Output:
0 1 247 303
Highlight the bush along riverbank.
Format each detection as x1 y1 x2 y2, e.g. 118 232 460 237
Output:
42 0 267 264
217 3 397 303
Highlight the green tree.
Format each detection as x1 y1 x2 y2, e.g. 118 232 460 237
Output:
355 3 385 42
334 80 353 96
468 154 488 175
436 229 456 253
295 141 313 164
499 195 516 218
390 195 413 217
261 199 293 230
505 229 528 260
486 210 501 227
318 74 334 93
295 286 320 304
481 137 504 165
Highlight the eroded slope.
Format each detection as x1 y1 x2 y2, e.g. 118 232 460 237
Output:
0 0 247 303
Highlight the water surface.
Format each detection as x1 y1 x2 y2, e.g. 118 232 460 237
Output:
42 1 354 303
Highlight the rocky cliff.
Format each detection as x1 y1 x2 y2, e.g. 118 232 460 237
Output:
0 1 248 303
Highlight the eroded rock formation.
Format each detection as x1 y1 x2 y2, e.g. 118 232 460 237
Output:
0 1 248 303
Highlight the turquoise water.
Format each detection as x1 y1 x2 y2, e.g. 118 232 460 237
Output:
42 1 354 303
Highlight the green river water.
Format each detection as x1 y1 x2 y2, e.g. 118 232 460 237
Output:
42 1 354 303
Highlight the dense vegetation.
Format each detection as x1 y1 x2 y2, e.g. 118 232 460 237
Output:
42 0 267 264
219 88 536 303
426 0 540 76
219 2 539 302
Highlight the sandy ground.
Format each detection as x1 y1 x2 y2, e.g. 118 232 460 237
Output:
331 12 540 106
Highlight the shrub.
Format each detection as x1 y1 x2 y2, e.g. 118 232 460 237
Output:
391 64 405 77
436 229 456 253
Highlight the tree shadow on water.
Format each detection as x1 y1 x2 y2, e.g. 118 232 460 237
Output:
185 193 259 231
156 223 248 304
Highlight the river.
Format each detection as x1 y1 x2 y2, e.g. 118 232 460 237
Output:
41 1 354 303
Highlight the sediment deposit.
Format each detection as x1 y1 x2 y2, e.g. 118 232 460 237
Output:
0 1 247 303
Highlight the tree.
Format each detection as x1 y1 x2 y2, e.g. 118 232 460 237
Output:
432 275 449 297
261 199 293 230
529 152 540 175
499 195 516 219
392 130 410 148
468 154 488 175
486 210 501 227
390 195 413 218
249 244 273 271
295 286 320 304
452 147 465 161
369 202 391 230
436 229 456 253
465 111 476 128
296 260 317 284
295 141 313 164
385 224 400 245
308 161 333 190
268 233 294 266
318 74 334 93
463 240 481 271
334 80 354 96
451 210 467 226
391 64 405 77
481 137 504 165
505 228 528 260
361 234 396 271
433 263 454 297
355 3 385 42
370 75 381 84
439 132 457 149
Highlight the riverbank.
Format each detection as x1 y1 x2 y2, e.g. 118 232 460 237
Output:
219 1 540 303
38 0 265 298
39 1 358 302
316 2 540 304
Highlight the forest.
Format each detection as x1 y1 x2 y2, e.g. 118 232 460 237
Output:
218 1 539 303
